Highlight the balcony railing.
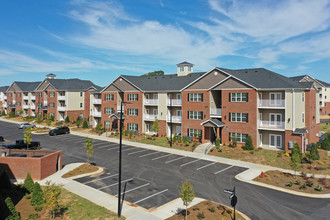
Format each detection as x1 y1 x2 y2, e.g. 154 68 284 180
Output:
58 96 66 101
31 105 36 109
144 99 158 105
4 96 7 100
93 111 102 117
93 99 102 104
259 99 285 108
23 105 29 109
167 115 182 123
44 101 48 106
31 95 35 100
117 106 124 112
258 120 285 130
23 96 29 100
13 100 16 104
167 99 182 106
3 103 7 108
210 108 222 116
144 114 157 120
58 106 66 111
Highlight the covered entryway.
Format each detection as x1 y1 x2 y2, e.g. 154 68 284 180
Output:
109 113 125 132
201 118 225 144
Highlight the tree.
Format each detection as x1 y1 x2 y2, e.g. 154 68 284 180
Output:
24 173 34 193
46 115 52 126
18 109 24 116
307 143 320 160
178 135 182 143
95 123 103 134
242 135 254 150
141 70 164 77
173 136 177 143
151 118 159 136
44 181 61 219
24 127 32 150
4 197 21 220
290 142 302 176
36 115 43 124
84 137 94 164
65 116 70 123
129 130 133 139
179 180 195 220
76 116 82 128
31 182 45 206
82 120 89 128
321 133 330 150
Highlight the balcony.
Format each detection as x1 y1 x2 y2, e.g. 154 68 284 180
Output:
4 96 7 100
13 100 16 104
3 103 7 108
93 111 102 117
31 105 36 109
167 115 182 123
210 108 222 117
144 99 158 105
44 101 48 106
58 106 66 111
167 99 182 106
58 96 66 101
93 99 102 104
144 114 157 121
23 96 29 100
117 106 124 112
31 95 35 100
258 120 285 130
23 105 29 109
259 99 285 108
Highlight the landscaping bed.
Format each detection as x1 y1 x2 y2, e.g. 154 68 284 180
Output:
166 200 246 220
253 170 330 194
62 163 99 178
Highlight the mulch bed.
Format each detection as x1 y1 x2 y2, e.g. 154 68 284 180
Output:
62 163 99 178
254 170 330 194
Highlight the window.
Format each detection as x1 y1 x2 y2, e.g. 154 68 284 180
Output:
188 129 202 138
302 93 304 102
230 93 248 102
49 113 55 118
230 113 248 122
128 94 138 101
188 66 192 72
128 123 138 131
188 111 203 120
188 93 203 102
49 102 55 108
229 132 248 143
105 121 111 127
270 134 282 148
17 102 21 106
104 107 114 114
8 93 12 97
8 102 12 105
80 92 83 97
37 102 42 107
302 112 305 123
49 92 55 97
105 94 114 101
17 93 21 97
38 93 42 97
128 108 138 116
80 103 83 108
180 66 184 71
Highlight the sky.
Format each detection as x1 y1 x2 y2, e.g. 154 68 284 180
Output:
0 0 330 87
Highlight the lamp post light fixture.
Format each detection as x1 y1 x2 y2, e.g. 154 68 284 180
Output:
118 101 131 218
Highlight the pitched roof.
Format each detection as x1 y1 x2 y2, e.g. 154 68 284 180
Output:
121 72 205 92
201 118 225 127
177 61 194 66
14 81 41 92
46 78 99 91
217 68 313 89
90 86 104 94
316 79 330 87
0 86 9 93
293 128 308 135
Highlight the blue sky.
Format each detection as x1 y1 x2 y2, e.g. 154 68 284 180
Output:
0 0 330 87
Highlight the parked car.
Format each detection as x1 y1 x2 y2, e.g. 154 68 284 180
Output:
19 123 36 129
49 126 70 136
0 136 4 142
1 139 40 150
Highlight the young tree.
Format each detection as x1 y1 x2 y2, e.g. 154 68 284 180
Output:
242 135 254 150
76 116 82 128
18 109 24 116
84 137 94 164
65 116 70 123
178 135 182 143
321 133 330 150
31 182 45 206
82 120 89 128
4 197 21 220
44 181 62 219
36 115 43 124
24 173 34 193
307 143 320 160
46 115 52 126
216 138 221 149
24 127 32 150
179 180 195 220
151 118 159 136
129 130 133 139
290 142 302 176
95 123 103 134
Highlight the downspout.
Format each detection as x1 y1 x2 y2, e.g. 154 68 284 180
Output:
292 89 295 131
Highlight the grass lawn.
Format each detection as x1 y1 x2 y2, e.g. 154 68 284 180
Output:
321 122 330 133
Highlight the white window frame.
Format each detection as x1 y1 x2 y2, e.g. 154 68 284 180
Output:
128 108 138 116
49 102 55 108
128 123 138 131
302 93 304 102
188 129 202 138
230 113 248 122
270 93 282 105
188 93 203 102
49 92 55 98
229 132 248 143
105 107 114 114
105 94 114 101
128 94 138 101
231 92 248 102
270 113 282 126
153 109 158 116
188 111 203 120
145 124 150 133
269 134 282 148
302 112 305 123
105 121 111 127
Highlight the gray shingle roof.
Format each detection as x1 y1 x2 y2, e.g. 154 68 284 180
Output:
218 68 314 89
0 86 9 93
201 118 225 127
289 75 330 87
47 79 99 91
14 81 41 92
177 61 194 66
90 86 104 94
316 79 330 87
122 72 205 92
293 128 308 135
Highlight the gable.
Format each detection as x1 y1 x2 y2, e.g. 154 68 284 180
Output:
7 83 20 92
185 70 228 90
36 80 49 91
103 84 122 92
44 84 56 91
212 77 251 90
113 77 138 91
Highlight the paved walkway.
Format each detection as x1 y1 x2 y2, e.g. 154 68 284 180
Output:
2 117 329 219
193 142 213 154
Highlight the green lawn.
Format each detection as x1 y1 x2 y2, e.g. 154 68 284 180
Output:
321 122 330 133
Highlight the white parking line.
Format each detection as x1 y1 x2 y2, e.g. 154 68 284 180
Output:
165 156 185 164
93 142 107 146
117 148 136 152
107 147 119 151
114 183 150 197
97 178 134 190
180 159 200 167
139 151 160 158
134 189 168 204
214 165 234 174
83 173 118 184
97 143 117 149
128 149 148 155
196 162 216 170
152 154 170 160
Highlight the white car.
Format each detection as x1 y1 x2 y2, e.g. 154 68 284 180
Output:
19 123 36 129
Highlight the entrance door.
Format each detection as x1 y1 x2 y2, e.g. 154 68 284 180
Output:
270 113 281 127
259 133 263 147
270 134 282 148
146 124 150 133
210 127 217 144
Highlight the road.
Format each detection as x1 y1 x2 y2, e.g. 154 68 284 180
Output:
1 121 329 220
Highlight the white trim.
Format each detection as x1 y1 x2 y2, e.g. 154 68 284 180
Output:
269 134 282 148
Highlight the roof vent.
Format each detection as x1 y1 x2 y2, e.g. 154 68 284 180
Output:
46 73 56 79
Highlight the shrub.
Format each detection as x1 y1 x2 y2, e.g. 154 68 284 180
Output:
307 180 314 187
197 212 205 219
28 213 39 219
56 121 63 126
299 184 307 190
216 138 220 148
315 185 323 191
5 197 21 220
285 181 293 187
95 123 103 134
31 182 45 206
294 180 301 185
320 133 330 150
147 136 152 140
173 136 177 142
178 135 182 143
124 130 128 136
9 112 15 117
192 142 197 148
307 143 320 161
208 207 215 212
24 173 34 193
250 151 254 154
76 116 82 128
34 205 43 212
36 116 43 124
129 130 133 139
82 120 89 128
65 116 70 123
231 137 237 148
242 135 254 150
25 193 31 199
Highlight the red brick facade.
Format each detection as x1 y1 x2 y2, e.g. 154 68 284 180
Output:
47 90 57 120
305 89 320 144
101 92 118 129
123 92 143 133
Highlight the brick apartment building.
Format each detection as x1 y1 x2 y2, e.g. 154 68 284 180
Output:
0 86 9 114
90 62 324 152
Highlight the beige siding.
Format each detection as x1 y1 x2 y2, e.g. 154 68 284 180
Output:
37 80 49 91
186 70 228 90
158 93 167 120
103 84 121 92
212 77 250 89
113 77 138 91
285 91 293 130
44 84 56 91
294 90 306 129
67 92 85 111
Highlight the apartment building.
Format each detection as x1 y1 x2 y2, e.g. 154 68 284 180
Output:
34 74 100 121
291 75 330 116
0 86 9 113
90 62 322 152
5 82 41 116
